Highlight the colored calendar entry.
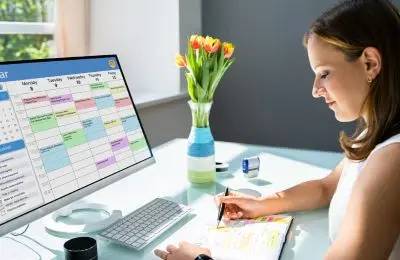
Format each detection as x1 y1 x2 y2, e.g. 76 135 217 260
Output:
50 94 73 105
82 117 107 141
110 85 126 95
111 137 129 152
75 98 96 110
115 97 132 108
62 129 87 148
96 156 117 170
55 108 78 120
129 138 147 152
29 113 58 133
94 94 115 110
121 115 140 133
90 82 108 91
104 118 122 129
40 143 71 173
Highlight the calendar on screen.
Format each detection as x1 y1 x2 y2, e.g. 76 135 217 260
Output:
0 57 152 224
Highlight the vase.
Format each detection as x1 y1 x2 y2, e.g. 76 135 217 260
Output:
187 100 216 184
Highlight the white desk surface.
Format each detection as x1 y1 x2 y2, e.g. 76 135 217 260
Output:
0 139 343 260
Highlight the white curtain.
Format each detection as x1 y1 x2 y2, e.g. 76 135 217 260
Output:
55 0 90 57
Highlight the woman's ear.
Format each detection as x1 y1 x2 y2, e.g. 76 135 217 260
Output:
362 47 381 80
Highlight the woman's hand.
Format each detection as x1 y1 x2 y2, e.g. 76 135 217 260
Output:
215 190 266 219
154 241 211 260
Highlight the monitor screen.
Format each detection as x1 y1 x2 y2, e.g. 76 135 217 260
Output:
0 56 153 230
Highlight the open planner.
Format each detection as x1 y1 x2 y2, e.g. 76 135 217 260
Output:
200 215 293 260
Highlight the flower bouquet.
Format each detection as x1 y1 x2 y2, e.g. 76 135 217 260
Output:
175 35 235 183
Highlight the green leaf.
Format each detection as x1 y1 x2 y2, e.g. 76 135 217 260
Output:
223 59 234 72
201 61 210 91
207 57 235 100
208 70 216 92
212 54 218 74
185 72 197 102
207 73 223 100
198 47 204 68
218 48 225 71
196 83 207 102
208 55 218 93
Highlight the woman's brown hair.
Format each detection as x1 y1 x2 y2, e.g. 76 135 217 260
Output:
304 0 400 161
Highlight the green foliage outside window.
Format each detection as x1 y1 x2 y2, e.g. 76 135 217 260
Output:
0 0 54 61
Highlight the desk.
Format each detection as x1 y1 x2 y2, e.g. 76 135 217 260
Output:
0 139 342 260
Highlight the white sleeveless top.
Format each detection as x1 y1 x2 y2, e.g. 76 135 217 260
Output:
329 133 400 259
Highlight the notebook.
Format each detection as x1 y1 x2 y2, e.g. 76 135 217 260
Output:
199 215 293 260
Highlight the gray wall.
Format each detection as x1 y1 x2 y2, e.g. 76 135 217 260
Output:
203 0 356 152
137 99 191 147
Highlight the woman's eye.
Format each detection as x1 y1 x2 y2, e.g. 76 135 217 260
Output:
320 71 329 79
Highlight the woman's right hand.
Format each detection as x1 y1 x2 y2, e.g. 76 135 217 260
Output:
214 191 266 220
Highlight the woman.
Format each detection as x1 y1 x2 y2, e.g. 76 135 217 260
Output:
155 0 400 259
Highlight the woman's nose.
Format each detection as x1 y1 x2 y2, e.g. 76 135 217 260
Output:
312 82 323 98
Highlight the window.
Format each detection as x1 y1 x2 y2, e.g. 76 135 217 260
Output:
0 0 55 61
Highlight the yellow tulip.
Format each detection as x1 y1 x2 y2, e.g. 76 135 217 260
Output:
222 42 235 58
204 36 221 53
190 35 203 49
175 54 186 68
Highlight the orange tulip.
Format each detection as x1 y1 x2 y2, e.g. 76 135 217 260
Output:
204 36 221 53
190 35 203 49
175 54 186 68
222 42 235 58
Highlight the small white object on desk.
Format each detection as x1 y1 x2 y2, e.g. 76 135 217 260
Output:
242 156 260 178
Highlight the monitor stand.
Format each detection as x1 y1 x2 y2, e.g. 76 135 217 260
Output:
44 201 122 235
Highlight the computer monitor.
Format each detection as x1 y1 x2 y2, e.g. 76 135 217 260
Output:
0 55 155 236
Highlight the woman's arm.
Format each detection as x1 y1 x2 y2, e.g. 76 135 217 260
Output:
256 157 345 216
325 144 400 260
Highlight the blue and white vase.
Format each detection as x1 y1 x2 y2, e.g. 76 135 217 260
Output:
187 101 216 183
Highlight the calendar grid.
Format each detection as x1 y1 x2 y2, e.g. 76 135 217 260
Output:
9 76 148 199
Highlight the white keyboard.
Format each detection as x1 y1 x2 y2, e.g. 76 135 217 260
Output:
98 198 192 250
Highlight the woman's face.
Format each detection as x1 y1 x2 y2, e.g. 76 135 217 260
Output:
307 35 370 122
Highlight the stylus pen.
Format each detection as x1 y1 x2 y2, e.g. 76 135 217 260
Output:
217 186 229 228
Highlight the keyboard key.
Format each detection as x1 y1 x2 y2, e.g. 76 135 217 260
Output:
120 235 130 242
113 234 122 240
126 237 137 244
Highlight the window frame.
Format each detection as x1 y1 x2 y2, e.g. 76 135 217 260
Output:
0 21 55 35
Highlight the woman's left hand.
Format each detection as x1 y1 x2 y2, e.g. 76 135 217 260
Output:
154 241 211 260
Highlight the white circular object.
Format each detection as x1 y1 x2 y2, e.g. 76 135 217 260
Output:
44 202 122 234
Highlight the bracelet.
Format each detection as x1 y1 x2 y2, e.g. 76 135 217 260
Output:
194 254 213 260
